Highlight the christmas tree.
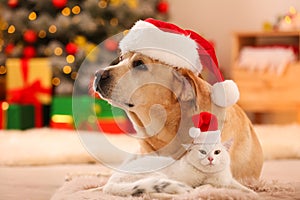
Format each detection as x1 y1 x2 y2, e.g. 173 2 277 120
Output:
0 0 169 95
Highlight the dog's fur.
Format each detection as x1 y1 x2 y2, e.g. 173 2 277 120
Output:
95 52 263 180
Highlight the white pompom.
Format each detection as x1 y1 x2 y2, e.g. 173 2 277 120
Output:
189 127 201 138
211 80 240 107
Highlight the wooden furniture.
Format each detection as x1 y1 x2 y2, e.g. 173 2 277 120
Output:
231 31 300 122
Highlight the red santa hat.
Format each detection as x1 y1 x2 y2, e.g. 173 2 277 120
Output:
119 18 239 107
189 112 221 144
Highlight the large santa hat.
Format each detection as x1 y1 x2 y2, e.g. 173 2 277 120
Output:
119 18 239 107
189 112 221 144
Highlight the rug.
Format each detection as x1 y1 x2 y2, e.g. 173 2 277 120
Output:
50 172 298 200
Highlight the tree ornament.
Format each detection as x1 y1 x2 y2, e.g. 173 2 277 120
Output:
65 42 78 55
52 0 68 9
104 39 118 52
23 46 36 58
23 30 37 44
8 0 18 8
5 43 15 55
156 0 169 14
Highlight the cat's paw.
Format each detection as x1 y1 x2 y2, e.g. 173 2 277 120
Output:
131 179 192 196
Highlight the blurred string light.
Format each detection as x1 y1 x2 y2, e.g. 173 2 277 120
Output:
0 65 7 75
63 65 72 74
7 25 15 34
98 0 107 8
28 11 37 21
48 25 57 33
52 77 61 86
62 7 71 16
54 47 63 56
71 71 77 80
1 22 8 30
72 6 81 15
285 15 292 24
1 102 9 110
289 6 297 15
110 18 118 26
38 30 47 38
66 55 75 63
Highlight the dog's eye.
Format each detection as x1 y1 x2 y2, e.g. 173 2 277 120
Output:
199 150 206 155
132 60 148 71
214 150 221 155
110 57 120 65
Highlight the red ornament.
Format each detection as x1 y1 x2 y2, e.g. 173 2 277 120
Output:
156 1 169 14
23 46 36 58
65 42 78 55
104 39 118 52
23 30 37 44
5 43 15 55
52 0 67 9
8 0 18 8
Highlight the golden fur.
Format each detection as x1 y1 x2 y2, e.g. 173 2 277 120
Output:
95 52 263 180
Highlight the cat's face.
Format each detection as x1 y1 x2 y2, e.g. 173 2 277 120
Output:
185 142 231 173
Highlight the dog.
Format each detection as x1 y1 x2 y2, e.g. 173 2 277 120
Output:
94 51 263 180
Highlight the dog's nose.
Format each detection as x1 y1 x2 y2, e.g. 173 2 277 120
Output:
96 69 110 80
94 69 110 92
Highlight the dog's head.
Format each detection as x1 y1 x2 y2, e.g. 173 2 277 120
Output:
94 52 212 113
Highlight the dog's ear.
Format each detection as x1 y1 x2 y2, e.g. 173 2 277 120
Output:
172 69 195 102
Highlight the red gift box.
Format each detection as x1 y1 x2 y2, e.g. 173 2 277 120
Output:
6 58 52 127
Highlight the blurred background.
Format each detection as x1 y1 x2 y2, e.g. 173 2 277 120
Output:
1 1 300 199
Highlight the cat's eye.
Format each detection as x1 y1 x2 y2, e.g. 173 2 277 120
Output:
214 150 221 155
199 150 207 155
132 60 148 71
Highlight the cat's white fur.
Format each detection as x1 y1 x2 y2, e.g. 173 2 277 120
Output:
103 140 256 196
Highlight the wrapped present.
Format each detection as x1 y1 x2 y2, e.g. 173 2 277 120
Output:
73 96 130 133
51 95 134 133
50 96 74 129
97 118 134 134
0 102 8 129
6 104 35 130
94 98 126 119
6 58 52 127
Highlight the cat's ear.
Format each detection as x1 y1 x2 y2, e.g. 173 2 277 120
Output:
223 138 234 151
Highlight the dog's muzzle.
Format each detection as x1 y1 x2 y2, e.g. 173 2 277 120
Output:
94 69 111 98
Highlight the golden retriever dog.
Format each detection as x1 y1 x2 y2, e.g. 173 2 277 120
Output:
94 19 263 180
94 52 263 180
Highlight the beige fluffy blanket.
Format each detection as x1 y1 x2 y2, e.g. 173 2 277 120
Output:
51 172 298 200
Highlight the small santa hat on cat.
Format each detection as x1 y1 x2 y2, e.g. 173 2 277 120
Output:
189 112 221 144
119 18 239 107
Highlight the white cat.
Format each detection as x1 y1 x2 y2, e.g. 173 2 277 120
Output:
103 140 256 197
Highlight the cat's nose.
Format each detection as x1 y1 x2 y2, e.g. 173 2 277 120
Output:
208 157 213 162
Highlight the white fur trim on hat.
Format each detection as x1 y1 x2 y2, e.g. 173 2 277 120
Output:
189 127 221 144
119 20 202 74
211 80 240 107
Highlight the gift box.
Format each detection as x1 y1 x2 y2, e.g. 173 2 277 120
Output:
0 102 8 129
6 58 52 128
97 118 134 134
74 96 131 133
6 104 35 130
51 95 134 133
50 96 74 129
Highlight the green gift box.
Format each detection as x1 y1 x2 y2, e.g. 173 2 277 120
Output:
51 95 128 130
7 104 35 130
50 96 74 129
94 98 126 119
